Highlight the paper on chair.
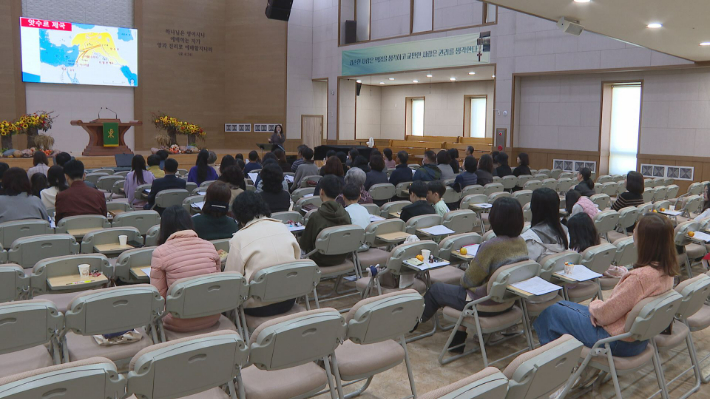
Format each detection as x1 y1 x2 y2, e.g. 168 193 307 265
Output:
248 173 259 183
474 203 492 209
191 201 205 209
284 175 294 183
369 215 385 222
555 265 602 282
461 244 480 257
510 277 561 296
660 210 682 216
287 224 305 232
692 231 710 242
141 267 151 278
419 225 455 236
303 194 314 198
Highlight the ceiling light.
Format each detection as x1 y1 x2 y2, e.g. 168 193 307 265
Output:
388 77 395 81
412 80 419 83
426 74 433 78
647 23 662 29
450 77 456 81
468 71 476 75
379 81 385 84
573 0 591 3
356 80 361 83
492 75 496 78
701 42 710 46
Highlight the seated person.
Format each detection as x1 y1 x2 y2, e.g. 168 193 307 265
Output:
192 181 239 240
0 167 49 223
574 167 596 197
150 205 221 332
568 213 627 278
218 165 246 206
300 175 352 266
188 149 218 186
364 153 388 191
147 154 165 178
28 151 50 178
521 188 569 262
495 152 513 177
258 163 291 213
565 189 599 220
291 146 319 190
534 213 677 357
383 148 397 169
342 183 370 229
55 160 106 222
144 158 187 214
427 180 449 217
156 149 170 170
475 154 494 186
400 181 436 222
436 150 455 181
124 155 155 207
40 165 68 210
314 156 344 196
420 197 528 351
412 151 442 182
225 191 301 317
612 171 645 211
336 167 373 206
389 150 413 187
243 150 263 174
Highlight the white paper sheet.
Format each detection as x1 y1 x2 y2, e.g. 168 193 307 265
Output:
510 277 562 296
419 225 455 236
404 258 450 271
284 175 294 183
303 194 314 198
144 189 151 193
692 231 710 243
474 203 493 209
141 267 152 277
369 215 385 222
49 218 56 229
556 265 602 282
248 173 259 183
660 210 682 216
461 244 480 257
191 201 205 209
287 224 306 232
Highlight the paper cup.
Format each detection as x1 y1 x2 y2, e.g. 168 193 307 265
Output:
118 235 128 246
78 264 90 277
564 263 575 275
421 249 431 263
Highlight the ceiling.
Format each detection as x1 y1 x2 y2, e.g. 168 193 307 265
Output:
346 65 496 86
486 0 710 62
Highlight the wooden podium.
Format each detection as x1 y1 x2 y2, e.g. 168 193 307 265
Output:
70 119 141 156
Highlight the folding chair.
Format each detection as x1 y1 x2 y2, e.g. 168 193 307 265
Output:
579 243 616 298
300 174 322 188
461 184 484 197
549 169 563 179
556 178 575 194
127 331 247 399
594 210 619 242
487 191 510 203
483 182 504 196
200 180 217 188
85 173 108 185
356 241 434 299
30 254 112 312
600 237 636 290
442 209 477 235
675 220 705 277
0 358 125 398
182 195 205 214
501 176 518 192
590 194 611 211
596 175 613 184
111 210 160 235
158 272 247 342
96 175 123 194
80 227 142 255
443 186 462 208
369 183 396 205
0 300 63 378
643 187 655 203
537 251 591 303
55 215 111 239
405 214 442 236
0 219 53 249
678 194 703 219
307 225 365 304
537 169 551 177
114 247 155 284
133 184 153 202
419 367 508 399
145 224 160 247
523 180 542 191
107 200 132 214
185 182 198 193
461 194 488 210
516 175 532 189
558 291 683 399
653 186 668 203
435 232 481 285
559 172 574 179
523 203 532 223
294 196 323 215
109 180 126 200
8 234 79 270
607 206 639 243
239 309 347 399
512 190 532 206
438 260 537 366
380 200 411 218
61 285 164 366
666 184 680 201
395 182 412 198
0 264 29 302
362 203 380 215
291 187 314 203
359 219 406 270
541 178 557 191
152 189 190 210
330 290 423 399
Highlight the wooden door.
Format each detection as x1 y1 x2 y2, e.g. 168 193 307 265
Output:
301 115 323 149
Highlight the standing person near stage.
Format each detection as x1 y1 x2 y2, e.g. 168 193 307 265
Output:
269 125 286 149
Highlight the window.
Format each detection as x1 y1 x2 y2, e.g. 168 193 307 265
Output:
411 98 424 136
469 97 486 138
608 84 641 175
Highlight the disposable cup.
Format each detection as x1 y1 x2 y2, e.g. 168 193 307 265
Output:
421 249 431 263
78 264 90 277
119 235 128 246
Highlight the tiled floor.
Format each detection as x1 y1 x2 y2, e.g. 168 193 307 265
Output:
313 272 710 399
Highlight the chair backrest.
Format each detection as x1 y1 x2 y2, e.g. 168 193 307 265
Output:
369 183 396 201
674 275 710 321
503 335 584 399
155 189 190 209
300 175 321 188
345 290 423 344
482 230 497 242
580 243 617 274
111 210 161 235
523 180 542 191
422 368 509 399
94 169 114 175
55 215 111 235
182 195 205 213
642 187 655 203
380 200 411 218
512 190 532 206
682 194 703 215
461 184 484 197
294 196 322 214
556 178 575 193
593 210 619 235
653 186 668 203
165 272 247 320
314 225 365 255
522 203 532 223
365 219 406 247
107 200 132 213
644 178 655 188
185 182 198 193
112 179 126 195
687 182 703 196
8 234 79 269
549 169 562 179
405 214 443 234
127 332 248 399
0 358 125 399
134 184 152 201
443 186 462 204
65 285 164 337
653 200 671 212
483 182 504 196
291 187 314 203
501 175 518 190
96 175 124 191
0 219 53 249
666 185 680 200
612 237 637 267
596 175 612 184
540 178 557 191
674 220 699 246
637 202 654 215
249 309 346 370
589 194 610 210
600 182 617 196
248 261 321 305
442 209 477 234
0 264 29 303
210 239 230 253
271 211 303 225
625 290 683 341
31 254 112 295
533 174 548 181
85 173 108 185
461 194 488 210
538 251 581 280
145 225 160 247
387 241 439 274
362 203 380 216
114 247 156 283
558 172 573 179
516 175 533 188
487 191 511 204
0 300 63 355
537 169 551 176
616 206 640 231
199 180 216 188
80 227 142 254
487 260 541 303
438 232 482 261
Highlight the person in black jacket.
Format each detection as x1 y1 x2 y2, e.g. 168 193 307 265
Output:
475 154 494 186
452 156 478 192
412 151 442 182
400 181 436 222
575 167 596 197
513 153 532 177
495 152 513 177
448 148 460 174
389 151 413 187
365 154 388 191
144 158 187 214
258 163 291 213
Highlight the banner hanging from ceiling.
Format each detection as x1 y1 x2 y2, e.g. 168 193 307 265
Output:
342 32 490 76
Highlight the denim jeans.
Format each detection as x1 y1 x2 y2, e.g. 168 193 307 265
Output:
422 282 508 323
533 301 648 357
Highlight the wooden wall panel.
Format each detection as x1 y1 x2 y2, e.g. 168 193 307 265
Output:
0 0 26 146
511 148 600 172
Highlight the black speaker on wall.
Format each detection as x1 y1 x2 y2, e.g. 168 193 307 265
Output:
265 0 293 21
344 20 357 44
356 82 362 96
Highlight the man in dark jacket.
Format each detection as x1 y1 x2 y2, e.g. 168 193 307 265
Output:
300 174 352 266
144 158 187 213
400 181 436 222
389 150 413 187
412 151 442 182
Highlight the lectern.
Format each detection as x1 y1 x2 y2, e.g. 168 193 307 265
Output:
70 119 141 156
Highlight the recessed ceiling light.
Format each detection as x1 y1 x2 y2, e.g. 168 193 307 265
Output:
426 74 433 78
701 42 710 46
647 23 662 29
356 80 362 83
468 71 476 75
450 77 456 81
388 77 395 81
573 0 591 3
412 80 419 83
379 81 385 84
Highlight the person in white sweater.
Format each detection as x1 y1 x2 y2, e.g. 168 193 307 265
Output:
40 165 67 210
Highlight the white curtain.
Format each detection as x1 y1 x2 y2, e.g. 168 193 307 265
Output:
609 85 641 175
412 99 424 136
470 97 486 138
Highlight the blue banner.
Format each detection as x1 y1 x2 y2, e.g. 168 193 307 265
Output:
342 32 490 76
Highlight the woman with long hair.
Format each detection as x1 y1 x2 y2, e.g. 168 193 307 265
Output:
269 124 285 147
535 213 678 357
565 189 599 220
0 167 49 223
192 182 239 240
383 148 396 169
188 149 218 185
314 156 344 196
273 148 291 172
521 188 569 262
575 167 596 197
219 155 236 175
448 148 460 174
28 151 50 178
567 213 600 253
124 155 155 206
475 154 494 186
30 173 48 198
259 163 291 212
218 165 246 206
41 165 68 209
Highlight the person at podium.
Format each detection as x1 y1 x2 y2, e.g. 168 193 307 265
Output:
268 124 285 149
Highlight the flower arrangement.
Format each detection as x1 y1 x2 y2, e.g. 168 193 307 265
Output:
0 121 19 137
14 111 55 134
152 112 205 137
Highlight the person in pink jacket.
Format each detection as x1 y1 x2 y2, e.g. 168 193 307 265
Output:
150 205 221 332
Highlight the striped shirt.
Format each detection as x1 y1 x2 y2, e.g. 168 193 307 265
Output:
612 191 644 211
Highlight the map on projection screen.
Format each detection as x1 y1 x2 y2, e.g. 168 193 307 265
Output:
20 17 138 87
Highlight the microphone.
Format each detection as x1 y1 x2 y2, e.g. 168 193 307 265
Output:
98 107 103 119
105 107 118 119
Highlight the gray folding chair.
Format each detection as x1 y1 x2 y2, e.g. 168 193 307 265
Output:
133 184 153 202
127 331 248 399
107 200 132 213
419 367 508 399
111 210 161 235
294 196 323 215
109 179 126 200
516 175 533 189
307 225 365 304
369 183 396 204
593 210 619 242
301 175 322 188
643 187 655 203
85 173 108 185
271 211 303 224
114 247 156 284
331 290 423 399
145 224 160 247
549 169 563 179
442 186 462 206
578 243 616 299
600 237 636 290
362 203 380 215
523 180 542 191
461 194 488 210
541 178 558 191
501 175 518 192
675 220 704 277
80 227 142 255
0 219 53 249
442 209 477 235
185 182 198 193
607 206 639 243
0 358 125 398
200 180 217 188
358 219 406 270
590 193 611 211
512 190 532 206
654 186 669 203
55 215 111 238
483 182 504 196
380 200 411 218
356 241 435 299
461 184 484 197
153 189 190 210
0 300 63 378
404 214 442 235
8 234 79 270
395 181 413 199
239 309 347 399
487 191 511 204
0 264 29 302
96 175 124 193
291 187 315 203
60 285 164 366
556 178 575 194
666 184 680 200
183 195 205 214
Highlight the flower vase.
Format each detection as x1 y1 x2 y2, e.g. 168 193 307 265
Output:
187 134 196 146
1 134 12 151
167 127 178 146
25 127 38 148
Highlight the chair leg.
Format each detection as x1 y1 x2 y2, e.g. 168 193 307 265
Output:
685 255 694 278
235 369 246 399
605 343 623 399
330 352 345 399
228 380 238 399
651 340 670 399
682 333 702 399
322 355 339 399
313 288 321 308
473 312 489 368
239 307 250 342
400 335 417 399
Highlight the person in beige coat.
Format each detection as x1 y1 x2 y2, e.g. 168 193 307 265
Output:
225 191 301 317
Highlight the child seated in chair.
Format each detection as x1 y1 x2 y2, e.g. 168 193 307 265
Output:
427 180 450 217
